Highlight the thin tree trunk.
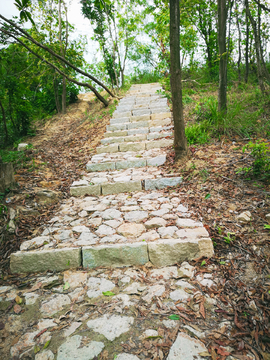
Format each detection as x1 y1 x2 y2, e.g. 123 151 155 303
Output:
53 74 61 113
218 0 227 113
170 0 188 161
0 99 8 142
245 0 265 93
236 4 242 82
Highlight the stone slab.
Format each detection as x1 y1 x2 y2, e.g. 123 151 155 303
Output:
101 137 125 145
130 115 150 122
167 332 208 360
127 128 149 135
150 112 171 120
145 138 173 150
102 181 142 195
144 177 182 190
10 248 82 274
104 131 128 138
116 159 146 169
107 124 127 131
96 144 119 154
113 111 131 118
146 155 167 167
127 121 149 129
149 119 171 127
86 162 116 172
70 185 101 196
124 134 147 142
110 117 130 125
82 243 149 268
119 143 145 152
147 132 172 140
148 238 214 267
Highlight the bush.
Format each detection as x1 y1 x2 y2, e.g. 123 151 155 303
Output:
185 123 210 145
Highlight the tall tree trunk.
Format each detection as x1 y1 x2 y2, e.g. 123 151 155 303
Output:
170 0 188 161
217 0 227 113
236 4 242 83
0 99 9 142
53 74 61 113
245 0 265 93
245 7 249 83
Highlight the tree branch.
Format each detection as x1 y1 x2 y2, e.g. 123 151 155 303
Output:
253 0 270 12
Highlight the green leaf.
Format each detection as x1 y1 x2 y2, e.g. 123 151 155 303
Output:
63 282 70 290
43 340 50 349
168 314 180 320
34 345 40 354
219 261 226 265
205 193 211 199
264 224 270 229
201 260 206 266
102 291 115 296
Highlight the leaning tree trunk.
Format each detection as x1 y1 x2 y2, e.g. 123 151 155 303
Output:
170 0 188 161
217 0 227 113
0 99 8 143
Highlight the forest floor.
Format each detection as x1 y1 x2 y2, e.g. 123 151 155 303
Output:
0 87 270 359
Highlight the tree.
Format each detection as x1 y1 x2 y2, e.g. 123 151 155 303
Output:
217 0 228 113
170 0 188 161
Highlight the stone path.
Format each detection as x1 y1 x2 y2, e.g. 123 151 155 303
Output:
10 83 213 274
1 84 231 359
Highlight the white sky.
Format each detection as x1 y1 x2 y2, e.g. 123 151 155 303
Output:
0 0 97 62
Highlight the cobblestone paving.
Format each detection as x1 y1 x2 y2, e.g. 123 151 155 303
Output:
1 84 232 359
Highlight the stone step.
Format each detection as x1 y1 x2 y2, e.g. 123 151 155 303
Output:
104 125 173 137
10 189 214 273
106 118 171 132
96 138 173 154
110 112 171 124
100 132 172 145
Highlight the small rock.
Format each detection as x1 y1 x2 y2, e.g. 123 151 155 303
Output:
35 350 55 360
150 266 178 280
178 262 195 278
167 332 208 360
124 211 148 223
142 284 165 303
63 270 87 289
163 319 178 329
140 329 159 340
95 224 115 236
145 217 167 229
20 236 51 251
102 208 122 220
124 282 147 295
72 225 90 233
137 230 160 241
117 223 145 238
57 335 104 360
40 294 71 316
25 292 39 305
17 143 28 151
114 355 140 360
87 277 115 298
236 211 252 223
64 322 82 337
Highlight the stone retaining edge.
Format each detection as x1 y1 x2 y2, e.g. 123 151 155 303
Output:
10 237 214 273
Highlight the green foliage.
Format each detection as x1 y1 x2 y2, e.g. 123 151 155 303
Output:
224 232 235 244
185 123 210 145
129 69 162 84
237 141 270 181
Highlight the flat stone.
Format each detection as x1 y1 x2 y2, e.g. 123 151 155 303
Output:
151 112 171 120
86 162 115 172
142 284 165 303
132 109 151 116
124 282 147 295
170 288 192 302
10 248 81 273
90 177 108 184
37 319 56 331
176 218 203 228
144 177 182 190
70 184 101 196
96 144 119 154
101 137 125 145
25 292 40 305
96 224 115 236
17 143 28 151
110 117 130 124
75 231 98 246
71 179 88 187
140 329 159 340
236 211 252 223
114 354 140 360
40 294 71 316
163 319 178 329
119 143 145 152
64 322 82 337
124 211 148 223
158 226 178 238
57 335 104 360
63 270 87 289
104 130 128 138
146 155 167 166
72 225 90 233
83 243 148 268
167 333 208 360
114 176 132 182
131 114 150 122
10 330 39 358
118 223 146 237
148 238 214 267
84 204 107 212
145 217 167 229
102 181 142 195
178 262 195 278
20 236 51 251
107 124 127 131
113 112 131 118
102 209 122 220
176 204 188 212
150 118 171 127
128 128 148 135
87 314 134 341
127 121 149 129
104 220 122 228
150 266 178 280
115 159 147 169
35 350 55 360
100 234 126 243
87 277 115 298
175 227 209 239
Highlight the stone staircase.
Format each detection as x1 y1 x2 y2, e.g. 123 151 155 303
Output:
70 83 182 197
10 84 214 274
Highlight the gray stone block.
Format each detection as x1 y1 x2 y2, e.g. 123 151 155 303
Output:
102 180 142 195
150 107 170 114
106 124 127 131
70 184 101 196
128 121 149 129
130 115 150 122
132 109 151 116
119 143 145 152
147 132 172 140
110 117 130 125
96 144 119 154
116 159 147 170
150 112 171 120
145 138 173 150
144 177 182 190
101 137 125 145
128 128 149 135
82 243 148 268
86 162 115 172
113 111 131 118
146 155 167 167
150 125 172 133
124 134 147 142
104 130 128 138
10 248 82 273
149 119 171 127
